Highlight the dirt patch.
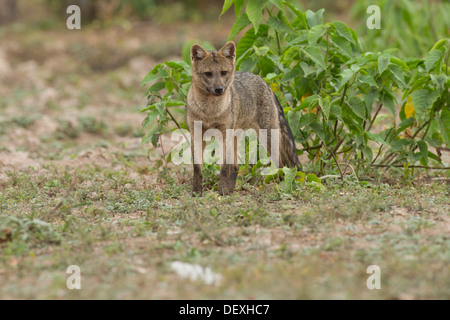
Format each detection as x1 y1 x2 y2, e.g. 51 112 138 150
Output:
0 149 45 184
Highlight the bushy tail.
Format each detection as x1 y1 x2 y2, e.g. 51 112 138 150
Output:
274 93 301 171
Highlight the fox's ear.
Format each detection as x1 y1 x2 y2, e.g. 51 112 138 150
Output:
219 41 236 63
191 44 208 63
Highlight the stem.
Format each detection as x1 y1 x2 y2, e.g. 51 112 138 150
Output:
167 108 190 142
340 83 348 107
411 117 432 140
326 136 344 160
300 144 322 152
371 128 393 165
156 117 168 169
367 103 383 132
330 149 344 182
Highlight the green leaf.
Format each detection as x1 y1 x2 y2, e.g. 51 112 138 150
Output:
165 60 190 71
390 57 410 71
424 49 444 72
309 121 326 143
339 69 354 88
332 21 354 44
287 110 301 135
282 167 297 193
389 139 413 152
141 108 159 130
359 74 377 87
308 24 326 44
239 57 257 72
299 62 315 76
305 9 324 28
331 35 353 58
306 173 321 183
268 16 295 35
269 0 284 11
378 55 390 75
439 107 450 147
348 96 366 120
361 145 373 162
166 100 186 107
303 46 326 69
141 72 161 86
220 0 234 17
417 140 428 164
330 104 342 119
141 123 159 146
411 89 433 119
246 0 267 33
227 13 250 40
319 96 331 119
430 74 447 93
367 132 387 145
147 81 166 94
381 90 396 116
236 25 268 59
389 64 406 88
234 0 245 16
298 113 317 128
282 64 302 82
427 151 442 163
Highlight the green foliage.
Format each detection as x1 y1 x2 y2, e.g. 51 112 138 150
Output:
0 215 61 248
351 0 450 58
140 60 191 147
141 0 449 187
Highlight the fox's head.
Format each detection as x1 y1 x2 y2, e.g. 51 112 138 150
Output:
190 41 236 96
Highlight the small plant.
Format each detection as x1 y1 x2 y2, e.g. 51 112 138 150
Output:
0 215 61 248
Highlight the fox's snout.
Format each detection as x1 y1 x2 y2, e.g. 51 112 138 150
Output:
214 87 223 95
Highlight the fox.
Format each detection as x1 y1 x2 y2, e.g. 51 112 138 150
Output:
186 41 300 196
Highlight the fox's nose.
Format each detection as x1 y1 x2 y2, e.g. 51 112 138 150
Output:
214 87 223 94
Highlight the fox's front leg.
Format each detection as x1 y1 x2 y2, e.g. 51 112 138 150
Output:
191 138 205 196
218 134 238 195
192 163 203 196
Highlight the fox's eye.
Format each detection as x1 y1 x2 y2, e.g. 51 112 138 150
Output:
221 71 227 76
205 72 212 77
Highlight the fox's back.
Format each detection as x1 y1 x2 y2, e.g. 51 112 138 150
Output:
229 71 278 129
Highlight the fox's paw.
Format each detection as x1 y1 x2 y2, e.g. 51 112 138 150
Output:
218 184 233 196
192 187 203 197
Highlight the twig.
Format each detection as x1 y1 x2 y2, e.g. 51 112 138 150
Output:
166 108 190 143
43 176 78 220
156 117 168 169
330 150 344 181
340 83 348 107
340 161 357 177
367 103 383 132
326 137 344 160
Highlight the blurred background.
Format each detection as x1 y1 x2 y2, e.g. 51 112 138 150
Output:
0 0 448 181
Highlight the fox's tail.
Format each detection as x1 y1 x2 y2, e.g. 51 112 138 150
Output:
273 93 301 171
